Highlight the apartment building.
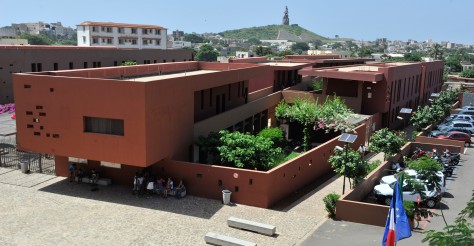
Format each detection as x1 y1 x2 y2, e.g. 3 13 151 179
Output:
0 45 193 104
77 22 167 49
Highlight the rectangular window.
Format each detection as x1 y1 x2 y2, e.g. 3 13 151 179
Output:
132 40 137 45
84 117 124 136
93 62 97 68
82 36 86 44
155 40 160 46
84 62 88 68
142 29 147 34
143 40 148 45
119 39 124 45
107 39 113 44
155 30 161 35
131 28 137 34
228 85 231 100
37 63 42 72
53 63 58 71
31 63 37 72
97 62 101 68
69 62 73 69
106 27 112 33
92 26 98 32
118 27 124 33
93 38 98 44
209 88 213 106
200 90 204 109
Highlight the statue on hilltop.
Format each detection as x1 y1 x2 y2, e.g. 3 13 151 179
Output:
282 6 289 25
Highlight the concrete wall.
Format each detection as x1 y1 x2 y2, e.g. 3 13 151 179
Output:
415 136 465 153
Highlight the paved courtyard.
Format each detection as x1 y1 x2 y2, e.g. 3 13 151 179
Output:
0 165 346 246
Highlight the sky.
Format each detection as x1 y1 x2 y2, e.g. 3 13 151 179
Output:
1 0 473 44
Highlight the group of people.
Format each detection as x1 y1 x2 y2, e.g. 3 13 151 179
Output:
69 163 99 184
133 172 186 199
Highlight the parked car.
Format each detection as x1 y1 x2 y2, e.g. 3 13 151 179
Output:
437 131 472 146
458 109 474 116
430 127 473 137
437 120 474 134
379 169 446 194
373 181 441 208
453 114 474 123
461 106 474 111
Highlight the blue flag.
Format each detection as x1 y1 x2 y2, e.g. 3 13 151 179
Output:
382 180 412 245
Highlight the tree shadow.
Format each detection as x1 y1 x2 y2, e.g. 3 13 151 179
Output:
38 179 223 219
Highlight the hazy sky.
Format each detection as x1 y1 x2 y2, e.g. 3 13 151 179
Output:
2 0 472 44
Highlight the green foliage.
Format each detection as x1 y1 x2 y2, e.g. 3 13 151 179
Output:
19 33 76 46
367 160 382 174
217 130 282 171
195 44 219 61
423 190 474 245
460 69 474 78
332 42 343 50
121 61 138 66
329 147 369 186
428 43 444 60
311 78 323 91
291 42 310 53
411 90 458 130
246 38 262 45
411 105 436 130
197 131 222 164
323 193 340 218
219 24 329 42
253 46 273 56
257 127 284 147
369 128 404 160
445 51 463 72
408 156 442 190
357 46 373 58
275 151 300 165
403 52 423 62
276 96 354 151
412 130 420 141
183 34 208 43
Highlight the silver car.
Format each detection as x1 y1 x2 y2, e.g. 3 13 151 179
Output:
438 120 474 134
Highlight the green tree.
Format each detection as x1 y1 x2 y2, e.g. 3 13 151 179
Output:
183 34 207 43
253 46 273 56
246 38 262 45
428 43 444 60
329 146 369 187
217 130 282 171
332 42 343 50
197 131 222 164
121 61 138 66
423 190 474 245
403 52 423 62
445 51 464 72
195 44 219 61
19 33 54 45
291 42 310 52
257 127 284 147
411 105 436 130
357 46 373 58
407 156 442 190
369 128 404 160
460 69 474 78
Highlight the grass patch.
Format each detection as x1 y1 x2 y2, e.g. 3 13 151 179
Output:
275 151 300 166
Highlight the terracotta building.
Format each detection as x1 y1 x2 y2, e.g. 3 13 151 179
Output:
299 61 444 129
0 45 193 104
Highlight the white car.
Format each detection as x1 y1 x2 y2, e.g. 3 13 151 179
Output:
379 169 446 194
373 181 441 208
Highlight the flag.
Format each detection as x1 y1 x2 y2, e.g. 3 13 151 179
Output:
382 180 412 245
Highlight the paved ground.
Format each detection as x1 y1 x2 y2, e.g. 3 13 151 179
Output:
0 164 349 246
300 146 474 246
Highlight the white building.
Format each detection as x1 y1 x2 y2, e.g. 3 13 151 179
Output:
168 41 192 49
77 21 167 49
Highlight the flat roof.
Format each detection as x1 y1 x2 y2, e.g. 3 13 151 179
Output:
260 62 308 67
78 21 166 30
128 70 219 82
337 66 381 72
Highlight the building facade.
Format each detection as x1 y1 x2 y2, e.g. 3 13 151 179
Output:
77 22 167 49
0 46 193 104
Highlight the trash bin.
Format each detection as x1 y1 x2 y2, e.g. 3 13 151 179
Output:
20 161 28 174
222 189 232 205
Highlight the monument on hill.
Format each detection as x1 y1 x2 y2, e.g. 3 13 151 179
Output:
282 6 289 25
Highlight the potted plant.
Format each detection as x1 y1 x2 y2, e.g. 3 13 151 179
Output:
404 201 436 229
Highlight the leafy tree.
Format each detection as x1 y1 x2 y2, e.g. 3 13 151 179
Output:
275 98 319 151
369 128 404 160
323 193 340 218
253 46 273 56
428 43 444 60
291 42 310 52
197 131 222 164
411 105 437 130
460 69 474 78
403 52 423 62
195 44 219 61
183 34 207 43
423 190 474 245
246 38 262 45
315 96 356 134
121 61 137 66
257 127 284 147
329 146 369 187
407 156 442 190
332 42 343 50
313 40 324 49
277 50 295 57
445 51 463 72
19 33 54 45
357 46 373 58
217 130 282 171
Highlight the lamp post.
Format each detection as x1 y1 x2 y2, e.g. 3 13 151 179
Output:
337 133 358 195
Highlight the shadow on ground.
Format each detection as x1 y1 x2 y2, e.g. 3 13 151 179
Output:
39 179 224 219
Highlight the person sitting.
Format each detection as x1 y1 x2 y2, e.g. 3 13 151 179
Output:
155 177 165 196
175 180 186 199
146 179 155 198
163 177 173 198
90 169 99 185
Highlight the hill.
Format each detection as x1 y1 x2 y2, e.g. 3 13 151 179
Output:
219 24 331 42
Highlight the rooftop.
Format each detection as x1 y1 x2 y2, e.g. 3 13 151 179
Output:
77 21 166 30
260 62 309 67
128 70 218 82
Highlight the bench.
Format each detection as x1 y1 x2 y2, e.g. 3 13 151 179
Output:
75 177 111 186
204 232 256 246
227 217 276 236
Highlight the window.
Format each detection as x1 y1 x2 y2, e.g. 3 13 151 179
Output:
142 29 148 34
106 27 112 33
31 63 37 72
84 117 124 136
101 27 105 32
119 39 124 45
92 38 98 44
143 40 148 45
84 62 88 68
82 36 86 44
155 29 161 35
37 63 42 72
131 40 137 45
118 27 124 33
92 26 98 32
69 62 73 69
107 38 113 44
131 28 137 34
155 40 160 46
53 63 58 71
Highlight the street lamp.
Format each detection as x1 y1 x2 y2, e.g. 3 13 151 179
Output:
338 133 358 195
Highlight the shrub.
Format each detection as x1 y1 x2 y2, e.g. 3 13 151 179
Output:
323 192 340 218
311 78 323 91
258 127 284 147
460 69 474 78
367 160 382 174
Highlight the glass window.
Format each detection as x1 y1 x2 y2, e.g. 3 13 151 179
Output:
84 117 124 136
